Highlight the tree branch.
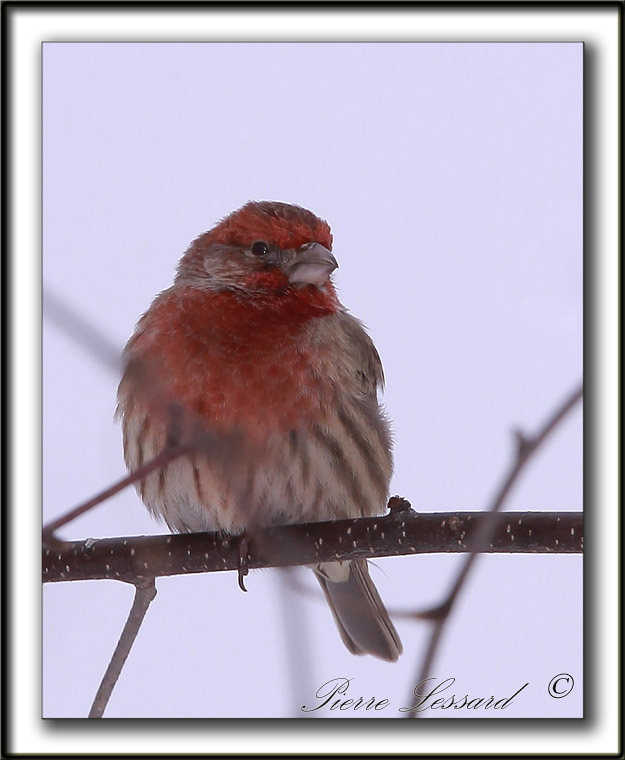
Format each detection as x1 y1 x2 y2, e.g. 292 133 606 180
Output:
42 443 192 538
88 579 157 718
404 382 583 718
42 507 582 585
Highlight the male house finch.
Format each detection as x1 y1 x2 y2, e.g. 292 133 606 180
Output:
117 201 402 662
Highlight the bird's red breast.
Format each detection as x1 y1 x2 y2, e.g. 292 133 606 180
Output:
129 281 341 438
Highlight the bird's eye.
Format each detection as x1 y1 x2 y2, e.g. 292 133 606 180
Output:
251 241 269 256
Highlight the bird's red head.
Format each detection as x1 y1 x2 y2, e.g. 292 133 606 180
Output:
204 200 333 252
176 201 337 297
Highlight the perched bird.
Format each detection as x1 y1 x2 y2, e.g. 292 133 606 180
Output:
117 201 402 662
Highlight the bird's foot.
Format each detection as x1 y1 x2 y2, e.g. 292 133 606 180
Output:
237 532 250 592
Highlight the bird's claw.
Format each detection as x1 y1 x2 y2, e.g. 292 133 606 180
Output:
237 533 249 592
388 495 412 514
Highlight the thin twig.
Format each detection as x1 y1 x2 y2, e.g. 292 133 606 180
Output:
88 578 157 718
43 287 122 374
404 383 583 718
42 444 191 538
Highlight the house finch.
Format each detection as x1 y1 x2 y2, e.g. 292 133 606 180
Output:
117 201 402 662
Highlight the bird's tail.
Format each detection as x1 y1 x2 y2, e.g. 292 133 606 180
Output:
314 559 403 662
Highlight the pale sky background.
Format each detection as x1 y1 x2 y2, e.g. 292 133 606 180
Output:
42 42 582 719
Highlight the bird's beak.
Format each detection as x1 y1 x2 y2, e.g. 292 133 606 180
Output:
288 242 338 287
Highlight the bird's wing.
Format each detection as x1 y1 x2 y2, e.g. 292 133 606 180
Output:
334 310 385 399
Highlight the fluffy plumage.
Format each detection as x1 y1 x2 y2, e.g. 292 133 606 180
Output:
117 200 402 661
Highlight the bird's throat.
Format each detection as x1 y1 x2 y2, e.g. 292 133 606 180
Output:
197 282 339 342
